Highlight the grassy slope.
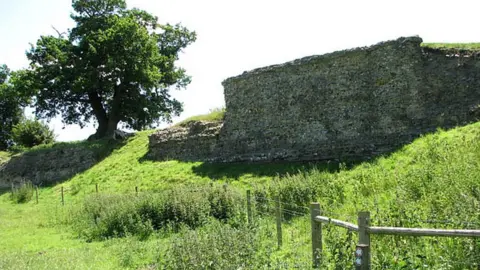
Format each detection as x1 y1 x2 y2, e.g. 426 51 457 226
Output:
1 122 480 268
0 130 306 269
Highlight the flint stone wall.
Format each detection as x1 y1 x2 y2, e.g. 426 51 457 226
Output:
0 146 96 188
150 36 480 162
148 121 222 161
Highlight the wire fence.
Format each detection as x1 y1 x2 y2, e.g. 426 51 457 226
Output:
250 193 480 269
7 181 480 269
251 194 312 269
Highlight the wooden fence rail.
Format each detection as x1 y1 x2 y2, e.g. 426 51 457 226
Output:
310 202 480 270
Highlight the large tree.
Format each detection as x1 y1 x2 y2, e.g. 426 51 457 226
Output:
0 65 26 150
15 0 196 139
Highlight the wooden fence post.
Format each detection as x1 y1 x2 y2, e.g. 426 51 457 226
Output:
11 182 14 194
35 186 39 204
95 183 98 193
310 202 322 268
61 186 64 206
276 199 282 249
247 190 252 225
356 211 371 270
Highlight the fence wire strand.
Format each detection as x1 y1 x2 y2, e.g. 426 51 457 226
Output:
250 194 480 269
21 182 480 269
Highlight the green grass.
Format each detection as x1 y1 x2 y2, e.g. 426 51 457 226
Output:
0 150 11 164
1 122 480 268
174 107 225 127
422 42 480 50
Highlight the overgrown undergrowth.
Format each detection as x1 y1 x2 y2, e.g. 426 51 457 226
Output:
74 184 244 241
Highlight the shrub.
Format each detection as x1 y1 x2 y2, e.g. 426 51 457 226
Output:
264 172 324 219
162 221 271 269
137 189 212 231
75 184 245 240
10 181 34 203
207 185 244 223
75 194 140 240
11 119 55 148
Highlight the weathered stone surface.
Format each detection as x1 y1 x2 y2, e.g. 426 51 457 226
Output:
148 121 222 161
149 36 480 163
0 146 96 188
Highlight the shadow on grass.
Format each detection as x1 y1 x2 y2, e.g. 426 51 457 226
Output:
142 124 473 182
190 160 363 181
0 137 128 196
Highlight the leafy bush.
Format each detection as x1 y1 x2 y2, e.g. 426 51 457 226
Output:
10 181 34 203
76 194 141 239
267 174 322 217
137 189 211 231
75 184 245 240
207 185 243 223
11 119 55 148
162 220 271 269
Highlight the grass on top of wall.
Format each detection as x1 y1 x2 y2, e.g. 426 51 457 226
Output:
174 107 225 127
0 151 10 164
422 42 480 50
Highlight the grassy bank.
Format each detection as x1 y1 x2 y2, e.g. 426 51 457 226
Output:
1 121 480 269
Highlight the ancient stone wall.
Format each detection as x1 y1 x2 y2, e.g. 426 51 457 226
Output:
0 145 97 188
149 36 480 162
148 121 222 162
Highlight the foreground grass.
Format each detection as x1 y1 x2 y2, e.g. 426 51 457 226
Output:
0 194 169 269
1 121 480 269
0 129 326 269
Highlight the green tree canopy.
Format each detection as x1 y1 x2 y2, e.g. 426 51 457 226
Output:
0 65 27 150
11 118 56 148
14 0 196 139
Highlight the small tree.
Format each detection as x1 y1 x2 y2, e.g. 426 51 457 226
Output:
11 119 56 148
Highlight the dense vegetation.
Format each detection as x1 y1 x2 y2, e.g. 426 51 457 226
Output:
0 64 55 150
1 121 480 269
10 119 55 148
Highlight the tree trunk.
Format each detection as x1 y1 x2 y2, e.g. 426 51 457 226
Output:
106 117 120 136
92 120 108 139
88 91 109 140
89 118 119 140
87 87 122 140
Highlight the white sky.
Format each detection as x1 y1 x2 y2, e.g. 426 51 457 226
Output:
1 0 479 141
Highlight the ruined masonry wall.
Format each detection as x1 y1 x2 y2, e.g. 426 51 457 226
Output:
148 36 480 162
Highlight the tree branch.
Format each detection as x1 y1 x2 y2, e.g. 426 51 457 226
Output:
51 26 66 38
